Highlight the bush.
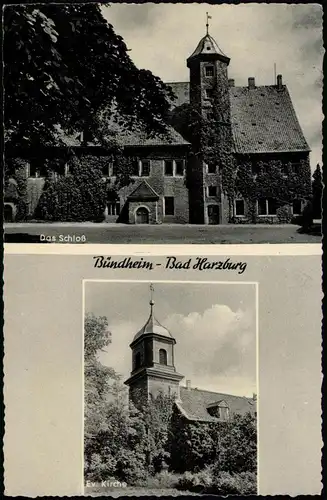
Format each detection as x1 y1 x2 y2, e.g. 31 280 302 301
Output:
177 467 213 493
212 471 257 495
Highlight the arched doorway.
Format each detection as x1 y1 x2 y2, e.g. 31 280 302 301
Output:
4 204 14 222
135 206 149 224
208 205 220 225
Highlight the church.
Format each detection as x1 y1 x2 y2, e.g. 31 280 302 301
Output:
124 296 256 422
5 23 311 224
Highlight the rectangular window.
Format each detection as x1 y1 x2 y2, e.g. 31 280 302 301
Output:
175 160 184 176
258 198 267 215
28 161 39 178
208 186 217 197
102 164 110 177
205 88 214 99
205 65 214 77
292 199 302 215
235 199 245 216
258 198 277 216
267 198 277 215
108 202 120 216
164 196 174 216
207 163 216 174
164 160 174 176
140 160 150 177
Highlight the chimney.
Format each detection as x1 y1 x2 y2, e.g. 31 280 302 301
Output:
228 78 235 87
248 77 255 89
253 392 257 401
186 380 191 390
277 74 283 89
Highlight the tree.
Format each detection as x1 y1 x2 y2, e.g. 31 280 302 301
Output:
312 163 322 219
4 4 174 153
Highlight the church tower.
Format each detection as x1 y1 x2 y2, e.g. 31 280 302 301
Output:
187 15 233 225
124 287 184 406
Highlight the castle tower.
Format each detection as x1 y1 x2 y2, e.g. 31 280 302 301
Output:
124 288 184 406
187 16 233 225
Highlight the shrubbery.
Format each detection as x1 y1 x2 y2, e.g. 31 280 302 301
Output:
177 468 257 495
35 155 107 221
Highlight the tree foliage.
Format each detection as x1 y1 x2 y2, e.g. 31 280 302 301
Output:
312 163 322 219
4 4 174 149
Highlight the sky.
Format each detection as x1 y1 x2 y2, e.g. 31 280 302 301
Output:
102 3 323 169
85 281 257 397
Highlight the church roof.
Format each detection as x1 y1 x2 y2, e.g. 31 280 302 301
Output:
132 301 174 343
178 386 256 422
167 81 310 154
127 180 159 201
187 34 229 63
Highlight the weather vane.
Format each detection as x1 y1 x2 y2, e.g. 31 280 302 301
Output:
149 283 154 307
206 12 212 35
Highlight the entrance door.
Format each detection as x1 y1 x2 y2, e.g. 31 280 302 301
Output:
4 204 13 222
136 207 149 224
208 205 219 225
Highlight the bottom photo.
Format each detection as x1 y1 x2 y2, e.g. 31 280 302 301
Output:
83 280 258 496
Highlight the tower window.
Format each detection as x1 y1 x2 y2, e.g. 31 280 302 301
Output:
208 186 217 197
205 65 214 77
164 197 175 216
159 349 167 365
140 160 150 177
207 163 216 174
205 89 213 99
175 160 184 176
134 352 141 370
164 160 174 176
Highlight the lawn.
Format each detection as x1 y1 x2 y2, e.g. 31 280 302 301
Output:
4 222 322 244
85 486 200 496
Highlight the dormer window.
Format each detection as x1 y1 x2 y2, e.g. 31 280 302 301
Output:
207 400 230 420
205 65 214 77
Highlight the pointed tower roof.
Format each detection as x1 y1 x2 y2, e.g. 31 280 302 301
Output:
187 16 230 67
131 295 174 345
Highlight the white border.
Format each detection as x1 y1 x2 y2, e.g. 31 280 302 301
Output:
82 279 259 495
4 243 322 255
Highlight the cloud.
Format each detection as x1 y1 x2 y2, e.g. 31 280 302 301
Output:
164 304 256 395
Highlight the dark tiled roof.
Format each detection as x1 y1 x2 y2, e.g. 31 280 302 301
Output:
178 386 256 422
128 180 159 201
104 120 190 148
167 82 310 154
230 85 310 154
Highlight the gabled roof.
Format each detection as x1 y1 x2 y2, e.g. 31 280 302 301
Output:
127 180 159 201
104 120 190 148
178 386 256 422
167 82 310 154
230 85 310 154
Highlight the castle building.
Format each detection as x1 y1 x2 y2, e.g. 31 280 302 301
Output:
124 295 256 422
5 24 311 224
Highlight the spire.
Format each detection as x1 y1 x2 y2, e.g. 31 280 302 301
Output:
206 12 212 35
149 283 154 315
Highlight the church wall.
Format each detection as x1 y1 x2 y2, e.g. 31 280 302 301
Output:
148 376 180 400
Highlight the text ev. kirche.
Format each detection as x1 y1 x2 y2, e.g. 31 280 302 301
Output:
93 255 247 274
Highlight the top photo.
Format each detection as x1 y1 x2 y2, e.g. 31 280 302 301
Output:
4 3 323 244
